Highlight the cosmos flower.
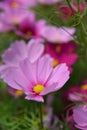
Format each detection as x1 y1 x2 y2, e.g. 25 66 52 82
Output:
0 8 34 26
0 39 44 77
45 42 78 72
1 55 70 102
41 25 75 43
15 16 46 40
8 87 24 98
64 80 87 103
73 105 87 130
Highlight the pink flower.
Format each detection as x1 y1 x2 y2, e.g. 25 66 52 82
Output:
1 55 70 102
65 80 87 103
0 0 37 10
0 8 33 26
8 87 24 98
45 42 78 72
0 39 44 77
73 105 87 130
15 16 46 39
41 25 75 43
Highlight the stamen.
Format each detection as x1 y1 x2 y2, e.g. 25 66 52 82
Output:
52 59 59 67
33 84 44 94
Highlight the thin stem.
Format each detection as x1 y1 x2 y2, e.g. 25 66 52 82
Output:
39 102 44 129
81 22 87 36
66 0 78 14
66 0 74 14
77 0 80 13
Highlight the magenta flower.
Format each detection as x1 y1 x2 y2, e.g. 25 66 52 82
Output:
41 26 75 43
73 105 87 130
45 42 78 72
0 39 44 77
15 16 46 40
1 55 70 102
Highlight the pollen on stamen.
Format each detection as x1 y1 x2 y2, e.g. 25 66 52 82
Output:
81 84 87 90
26 31 33 36
11 2 19 8
15 90 23 96
56 45 61 52
52 59 59 67
33 84 44 94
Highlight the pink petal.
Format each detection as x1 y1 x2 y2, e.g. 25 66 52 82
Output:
37 55 53 84
1 67 30 90
27 39 44 63
19 58 37 84
2 40 28 65
73 105 87 126
25 94 44 102
47 63 70 90
40 83 58 95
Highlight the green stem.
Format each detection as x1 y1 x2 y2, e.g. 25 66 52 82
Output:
81 22 87 36
39 103 43 129
66 0 77 15
77 0 80 13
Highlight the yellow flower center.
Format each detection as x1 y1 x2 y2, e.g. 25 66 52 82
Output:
13 18 19 24
26 31 33 36
15 90 23 96
81 84 87 90
56 45 61 52
33 84 44 94
11 2 19 8
52 59 59 67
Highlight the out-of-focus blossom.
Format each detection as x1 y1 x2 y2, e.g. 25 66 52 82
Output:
65 80 87 103
41 25 75 43
8 87 23 98
0 55 70 102
73 105 87 130
45 42 78 72
37 0 61 5
15 15 46 40
0 0 37 10
0 39 44 77
59 2 86 19
0 9 33 26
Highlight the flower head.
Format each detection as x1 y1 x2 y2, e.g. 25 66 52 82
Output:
64 80 87 103
1 55 70 102
0 39 44 78
45 42 78 72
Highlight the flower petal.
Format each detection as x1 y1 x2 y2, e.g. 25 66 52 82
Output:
25 94 44 102
27 39 44 63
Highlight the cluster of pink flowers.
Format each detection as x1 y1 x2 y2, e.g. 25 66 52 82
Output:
0 0 78 102
1 0 86 129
